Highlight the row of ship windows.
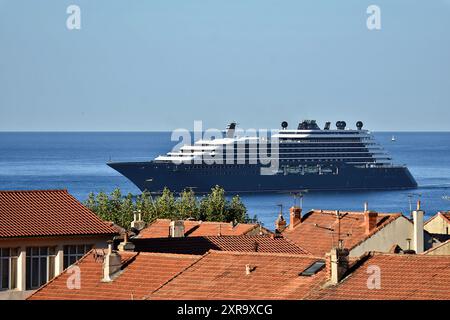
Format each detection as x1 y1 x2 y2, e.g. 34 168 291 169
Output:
166 158 376 170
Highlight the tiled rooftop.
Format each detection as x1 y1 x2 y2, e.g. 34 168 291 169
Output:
305 253 450 300
137 219 260 238
0 190 117 238
28 249 200 300
440 212 450 223
131 235 309 255
150 251 327 300
282 210 401 256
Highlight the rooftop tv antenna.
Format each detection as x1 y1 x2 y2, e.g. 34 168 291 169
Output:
291 190 307 208
316 210 358 249
407 193 422 217
277 203 283 215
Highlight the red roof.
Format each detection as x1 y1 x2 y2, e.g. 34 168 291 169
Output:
28 250 200 300
131 235 309 255
282 210 401 256
425 211 450 226
440 212 450 224
151 251 327 300
0 190 117 238
137 219 260 238
306 253 450 300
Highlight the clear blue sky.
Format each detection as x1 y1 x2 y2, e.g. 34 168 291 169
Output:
1 0 449 131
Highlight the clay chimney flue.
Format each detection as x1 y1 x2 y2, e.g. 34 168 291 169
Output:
289 206 302 230
364 209 378 235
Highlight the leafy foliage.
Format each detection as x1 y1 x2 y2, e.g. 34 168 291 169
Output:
85 186 253 230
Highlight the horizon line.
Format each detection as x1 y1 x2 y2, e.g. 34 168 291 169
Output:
1 130 450 133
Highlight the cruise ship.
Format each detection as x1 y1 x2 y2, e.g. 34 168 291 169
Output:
107 120 417 193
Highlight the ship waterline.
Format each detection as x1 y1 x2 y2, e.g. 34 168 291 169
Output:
107 161 417 194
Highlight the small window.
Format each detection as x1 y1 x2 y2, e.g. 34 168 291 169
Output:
299 260 326 276
0 248 19 290
63 244 92 269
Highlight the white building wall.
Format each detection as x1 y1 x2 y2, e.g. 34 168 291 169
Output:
424 215 449 235
424 241 450 255
349 217 433 257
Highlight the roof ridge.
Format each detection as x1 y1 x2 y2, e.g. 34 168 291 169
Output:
422 239 450 254
0 189 68 194
347 213 403 251
312 209 402 216
137 252 200 259
207 249 322 259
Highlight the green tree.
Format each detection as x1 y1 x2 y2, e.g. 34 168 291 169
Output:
86 186 255 229
176 189 199 220
155 187 177 219
226 195 248 223
199 185 226 221
96 191 110 221
84 192 97 212
120 193 135 228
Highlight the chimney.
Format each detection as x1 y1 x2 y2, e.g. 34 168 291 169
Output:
102 243 122 282
275 212 287 233
364 206 378 235
169 220 185 237
131 211 146 231
117 232 135 252
325 247 350 284
289 206 302 230
412 200 424 253
245 264 255 275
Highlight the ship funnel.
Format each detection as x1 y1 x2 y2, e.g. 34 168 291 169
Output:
225 122 236 138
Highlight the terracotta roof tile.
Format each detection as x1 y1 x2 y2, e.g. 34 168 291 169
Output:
28 249 200 300
305 253 450 300
137 219 259 238
282 210 401 256
441 212 450 224
425 211 450 227
150 251 326 300
131 235 309 255
0 190 117 238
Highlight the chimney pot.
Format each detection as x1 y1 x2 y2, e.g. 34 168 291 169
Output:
170 220 185 238
289 206 302 230
118 232 135 252
131 211 146 231
326 247 349 284
364 201 369 212
412 205 425 254
364 210 378 235
245 264 255 275
102 247 122 282
275 212 287 233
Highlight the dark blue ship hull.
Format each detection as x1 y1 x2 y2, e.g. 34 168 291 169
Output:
107 162 417 193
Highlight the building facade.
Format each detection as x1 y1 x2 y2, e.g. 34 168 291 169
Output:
0 190 117 299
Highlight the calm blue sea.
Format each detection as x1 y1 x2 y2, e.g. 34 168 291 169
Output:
0 132 449 228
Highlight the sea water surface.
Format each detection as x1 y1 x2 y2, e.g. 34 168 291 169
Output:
0 132 449 228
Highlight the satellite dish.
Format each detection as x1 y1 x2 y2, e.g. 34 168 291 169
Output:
281 121 288 129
